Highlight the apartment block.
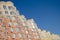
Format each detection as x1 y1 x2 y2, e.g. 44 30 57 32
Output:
0 1 60 40
38 29 60 40
0 1 40 40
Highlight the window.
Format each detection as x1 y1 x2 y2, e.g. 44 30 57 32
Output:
12 34 16 38
5 11 8 14
2 25 6 29
4 32 6 36
7 16 10 19
20 19 27 27
26 31 28 34
3 5 6 9
23 34 26 38
34 36 39 39
16 28 20 32
7 36 10 40
6 29 8 33
0 11 2 14
1 16 4 18
31 23 35 28
36 36 39 38
8 6 13 10
10 27 14 32
14 22 18 26
8 22 12 27
20 19 24 23
10 11 14 15
28 35 31 38
18 33 22 38
12 16 16 20
32 26 35 28
35 32 38 36
23 23 26 26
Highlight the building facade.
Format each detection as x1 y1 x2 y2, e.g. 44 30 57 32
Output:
0 1 60 40
38 29 60 40
0 1 40 40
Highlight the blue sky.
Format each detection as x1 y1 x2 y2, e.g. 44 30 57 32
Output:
1 0 60 35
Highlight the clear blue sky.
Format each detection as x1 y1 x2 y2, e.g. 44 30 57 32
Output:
1 0 60 35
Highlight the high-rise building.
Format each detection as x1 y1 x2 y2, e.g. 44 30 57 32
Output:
0 1 60 40
0 1 40 40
